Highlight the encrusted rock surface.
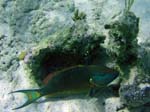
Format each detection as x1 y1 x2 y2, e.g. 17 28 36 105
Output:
119 67 150 106
0 0 150 112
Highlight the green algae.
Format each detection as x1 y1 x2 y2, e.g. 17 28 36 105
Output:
18 51 27 60
72 9 86 21
125 0 135 12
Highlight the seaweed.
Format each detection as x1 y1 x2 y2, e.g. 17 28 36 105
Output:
72 9 86 21
125 0 135 12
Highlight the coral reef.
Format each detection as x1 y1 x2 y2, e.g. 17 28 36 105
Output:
0 0 150 112
26 14 106 85
0 0 74 42
104 11 139 66
119 66 150 106
0 34 20 71
103 1 150 110
102 0 150 110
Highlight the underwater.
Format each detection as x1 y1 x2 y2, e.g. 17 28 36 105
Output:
0 0 149 112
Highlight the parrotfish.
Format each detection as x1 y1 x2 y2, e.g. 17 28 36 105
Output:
10 65 119 110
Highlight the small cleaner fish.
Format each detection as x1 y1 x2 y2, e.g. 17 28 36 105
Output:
10 65 119 110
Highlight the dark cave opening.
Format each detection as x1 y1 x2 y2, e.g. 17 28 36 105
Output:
30 49 97 85
40 52 86 82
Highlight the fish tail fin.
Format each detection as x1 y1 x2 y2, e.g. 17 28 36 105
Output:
9 89 42 110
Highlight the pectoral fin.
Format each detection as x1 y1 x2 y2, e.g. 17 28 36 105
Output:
88 87 100 97
88 88 95 97
88 78 100 97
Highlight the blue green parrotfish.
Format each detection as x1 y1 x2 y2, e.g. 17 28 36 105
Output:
10 65 119 110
